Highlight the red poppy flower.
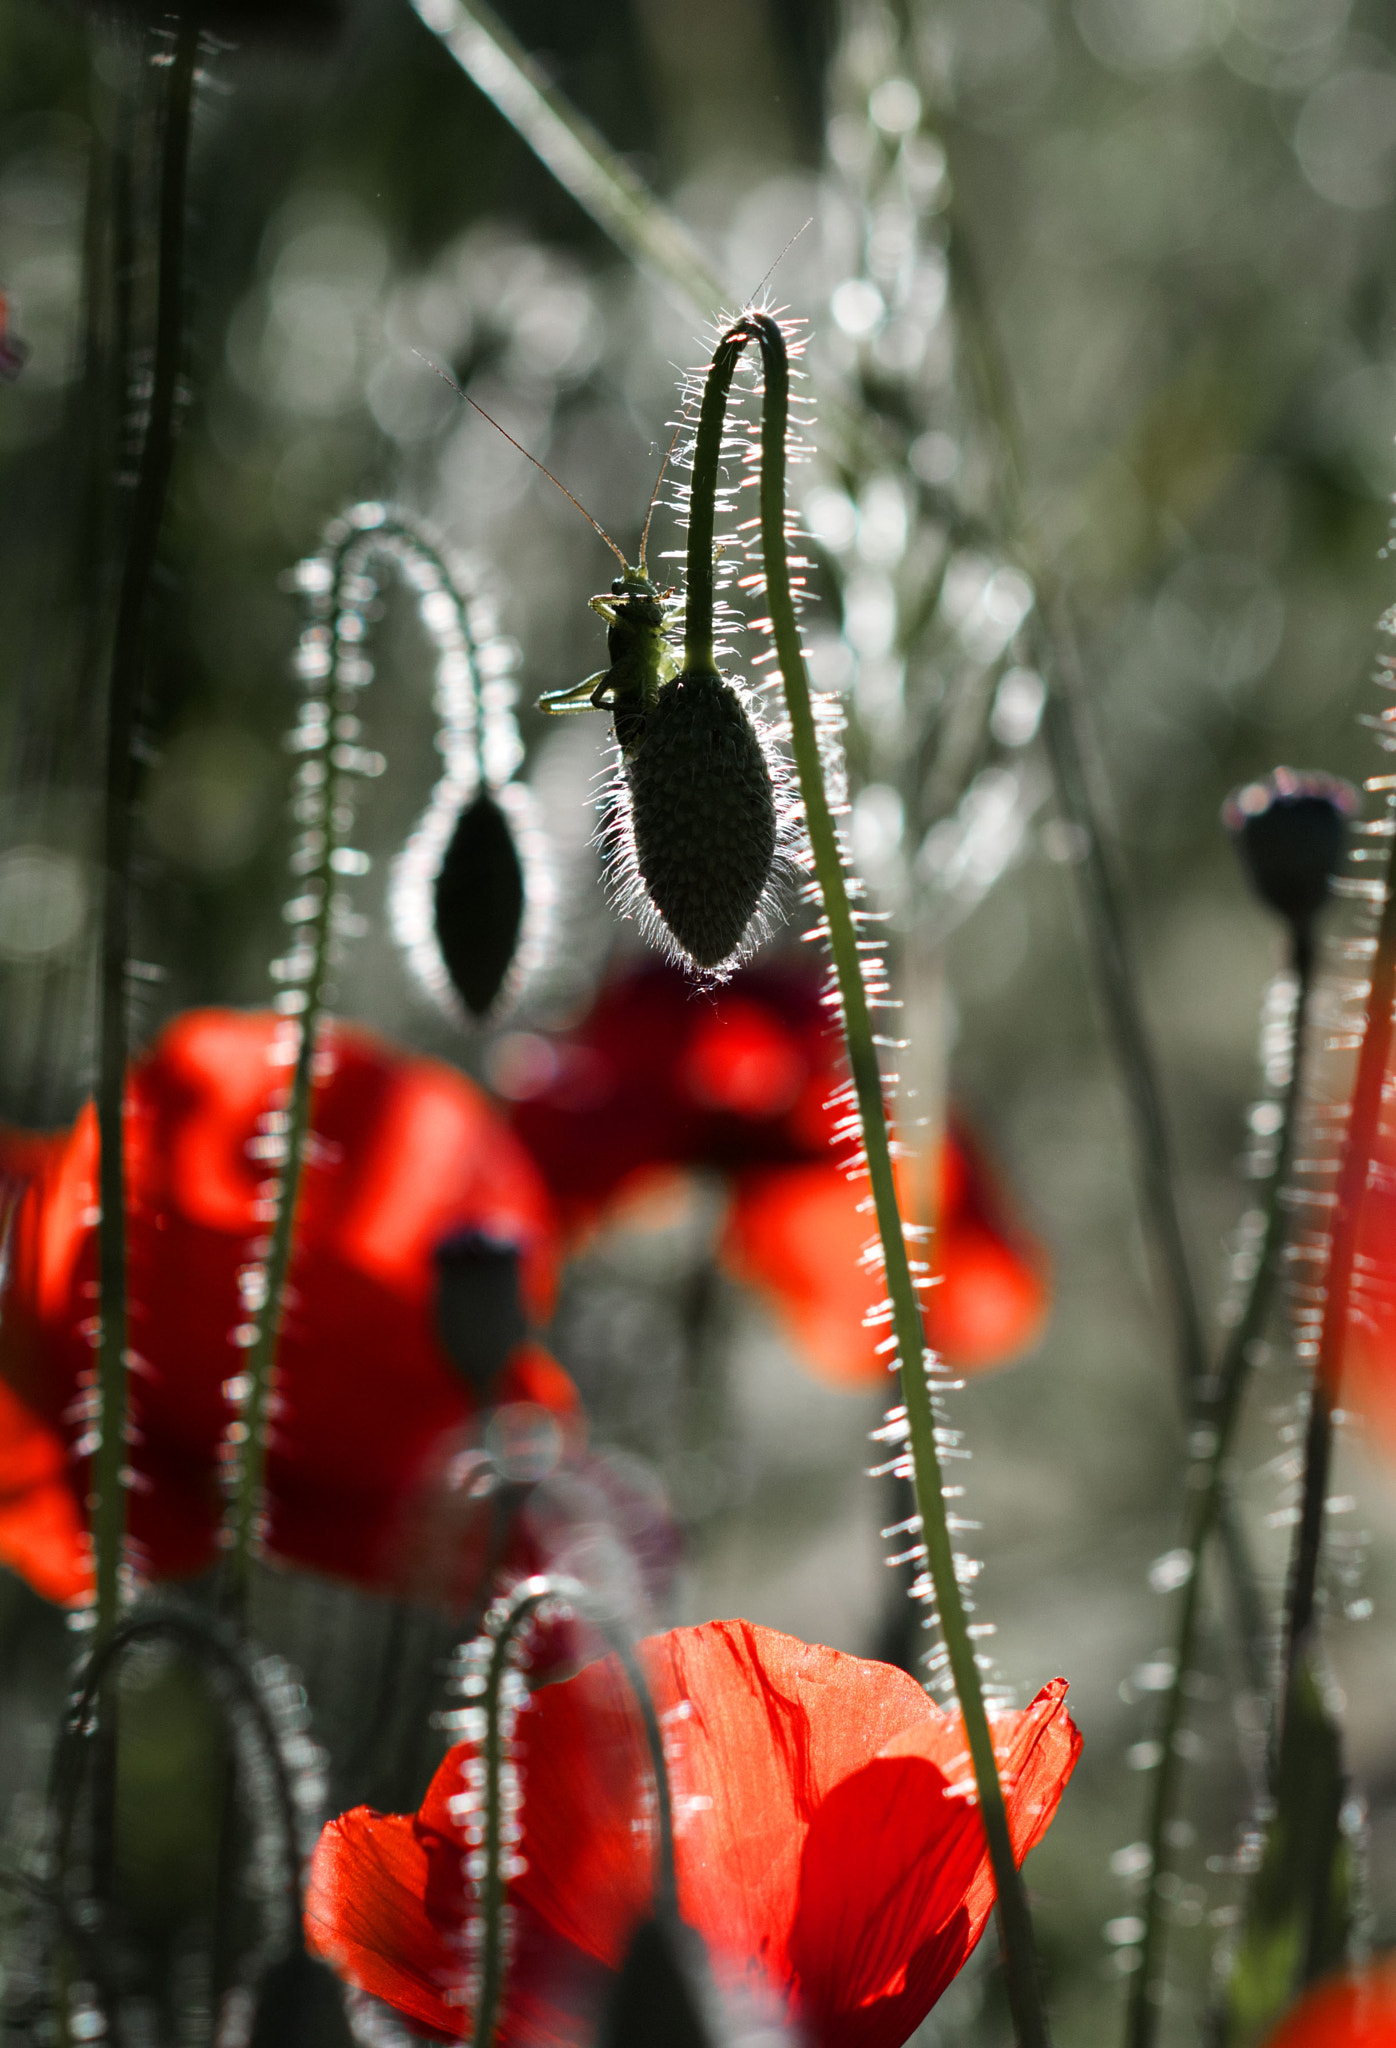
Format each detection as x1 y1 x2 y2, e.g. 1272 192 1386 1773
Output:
1325 1112 1396 1458
0 1008 575 1603
307 1617 1080 2048
722 1125 1049 1388
1259 1968 1396 2047
501 962 1048 1386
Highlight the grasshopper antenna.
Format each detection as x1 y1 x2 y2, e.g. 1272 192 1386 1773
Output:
745 218 813 310
638 419 685 575
414 350 628 571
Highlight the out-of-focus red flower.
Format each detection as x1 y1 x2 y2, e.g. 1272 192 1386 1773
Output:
503 962 1048 1386
1328 1112 1396 1458
307 1617 1080 2048
501 963 837 1228
1260 1967 1396 2047
0 1008 574 1603
722 1129 1048 1389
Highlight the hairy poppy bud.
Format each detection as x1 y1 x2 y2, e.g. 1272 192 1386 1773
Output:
627 670 778 971
433 791 525 1018
1223 768 1357 933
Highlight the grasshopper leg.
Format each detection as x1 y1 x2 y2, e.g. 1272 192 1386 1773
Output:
538 671 610 715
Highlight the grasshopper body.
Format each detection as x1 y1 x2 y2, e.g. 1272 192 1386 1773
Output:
539 564 679 760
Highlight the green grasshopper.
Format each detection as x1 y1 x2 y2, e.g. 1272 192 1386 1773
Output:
441 370 681 761
537 541 679 760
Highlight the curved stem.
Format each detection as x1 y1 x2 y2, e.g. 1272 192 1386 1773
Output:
219 515 486 1622
725 310 1049 2048
1127 944 1314 2048
93 14 199 1641
682 342 743 676
470 1582 677 2048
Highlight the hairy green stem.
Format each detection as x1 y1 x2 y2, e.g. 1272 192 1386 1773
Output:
1127 946 1313 2048
1281 829 1396 1735
93 16 198 1640
221 513 492 1620
716 311 1050 2048
471 1583 677 2048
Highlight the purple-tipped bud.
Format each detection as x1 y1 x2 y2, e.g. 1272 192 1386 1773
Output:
1222 768 1357 931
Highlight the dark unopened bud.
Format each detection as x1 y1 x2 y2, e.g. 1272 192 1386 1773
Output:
433 791 525 1018
1222 768 1357 931
628 671 777 970
433 1232 526 1394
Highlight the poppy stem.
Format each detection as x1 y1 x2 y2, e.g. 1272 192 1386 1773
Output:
718 309 1052 2048
1279 819 1396 1741
92 13 199 1643
1126 941 1316 2048
221 509 475 1621
469 1581 678 2048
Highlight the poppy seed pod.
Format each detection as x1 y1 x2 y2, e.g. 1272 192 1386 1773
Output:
433 790 526 1018
1223 768 1358 933
627 670 778 970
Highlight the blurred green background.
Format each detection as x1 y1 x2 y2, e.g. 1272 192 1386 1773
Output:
3 0 1396 2042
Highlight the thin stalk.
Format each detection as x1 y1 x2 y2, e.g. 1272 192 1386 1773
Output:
219 515 479 1620
406 0 881 474
471 1582 677 2048
1127 943 1314 2048
1281 836 1396 1732
722 310 1050 2048
93 15 199 1640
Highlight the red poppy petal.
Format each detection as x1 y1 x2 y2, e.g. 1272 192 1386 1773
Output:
308 1806 611 2047
307 1810 467 2040
784 1679 1079 2048
1262 1969 1396 2047
653 1620 937 1982
0 1374 89 1604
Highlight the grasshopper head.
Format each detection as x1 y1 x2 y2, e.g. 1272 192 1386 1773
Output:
609 562 660 602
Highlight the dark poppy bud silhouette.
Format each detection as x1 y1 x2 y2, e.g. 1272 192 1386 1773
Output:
433 790 527 1018
1223 768 1357 940
627 671 779 970
433 1231 529 1396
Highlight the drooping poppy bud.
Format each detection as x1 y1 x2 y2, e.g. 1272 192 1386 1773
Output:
626 672 780 972
433 1231 528 1396
433 790 526 1018
1222 768 1357 940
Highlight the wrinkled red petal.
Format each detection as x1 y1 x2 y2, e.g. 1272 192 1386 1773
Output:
360 1622 1078 2048
307 1802 609 2045
1261 1969 1396 2047
789 1678 1079 2048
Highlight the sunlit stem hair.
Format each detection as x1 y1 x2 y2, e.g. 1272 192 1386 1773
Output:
698 310 1051 2048
92 15 200 1642
468 1578 678 2048
221 505 504 1622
